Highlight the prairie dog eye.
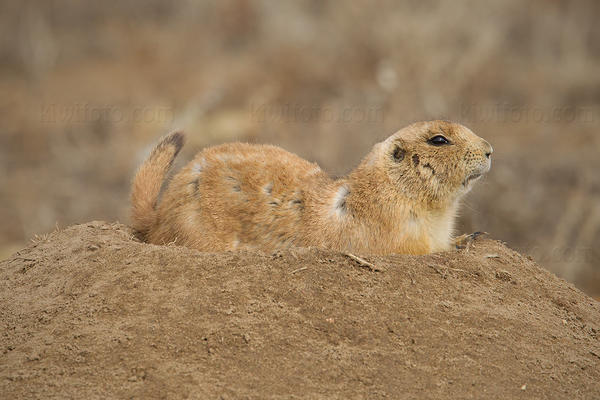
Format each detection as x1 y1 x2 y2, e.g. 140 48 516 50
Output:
428 135 450 146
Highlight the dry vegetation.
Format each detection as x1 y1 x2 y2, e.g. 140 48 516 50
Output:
0 0 599 293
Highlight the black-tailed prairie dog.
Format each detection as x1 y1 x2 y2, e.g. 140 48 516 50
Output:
131 120 492 255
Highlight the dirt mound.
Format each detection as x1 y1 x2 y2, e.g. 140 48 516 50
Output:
1 222 599 399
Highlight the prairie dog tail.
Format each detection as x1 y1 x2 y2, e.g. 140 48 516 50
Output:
130 131 185 237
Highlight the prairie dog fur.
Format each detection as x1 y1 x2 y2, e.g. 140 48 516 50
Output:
131 120 492 255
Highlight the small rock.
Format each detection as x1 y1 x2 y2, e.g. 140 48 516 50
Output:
495 270 512 282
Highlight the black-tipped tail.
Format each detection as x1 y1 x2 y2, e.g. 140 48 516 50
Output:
130 131 185 237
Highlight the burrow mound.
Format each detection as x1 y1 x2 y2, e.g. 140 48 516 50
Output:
1 221 599 399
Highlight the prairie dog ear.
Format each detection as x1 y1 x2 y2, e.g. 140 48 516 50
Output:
392 145 405 162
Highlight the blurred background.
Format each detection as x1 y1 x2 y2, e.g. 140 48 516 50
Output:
0 0 598 296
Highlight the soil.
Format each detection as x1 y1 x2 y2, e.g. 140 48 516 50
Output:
1 221 599 399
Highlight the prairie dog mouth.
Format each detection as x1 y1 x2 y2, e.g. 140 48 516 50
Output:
463 158 491 187
463 172 482 186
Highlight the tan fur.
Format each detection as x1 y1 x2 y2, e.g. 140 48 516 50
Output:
130 131 184 236
130 121 492 255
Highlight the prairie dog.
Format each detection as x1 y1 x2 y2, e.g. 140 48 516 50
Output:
131 120 492 254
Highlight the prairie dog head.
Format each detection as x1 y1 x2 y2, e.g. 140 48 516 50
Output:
369 120 492 207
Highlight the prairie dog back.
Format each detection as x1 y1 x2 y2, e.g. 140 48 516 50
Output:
146 142 331 251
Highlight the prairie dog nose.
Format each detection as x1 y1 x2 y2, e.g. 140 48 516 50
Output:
483 140 493 159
